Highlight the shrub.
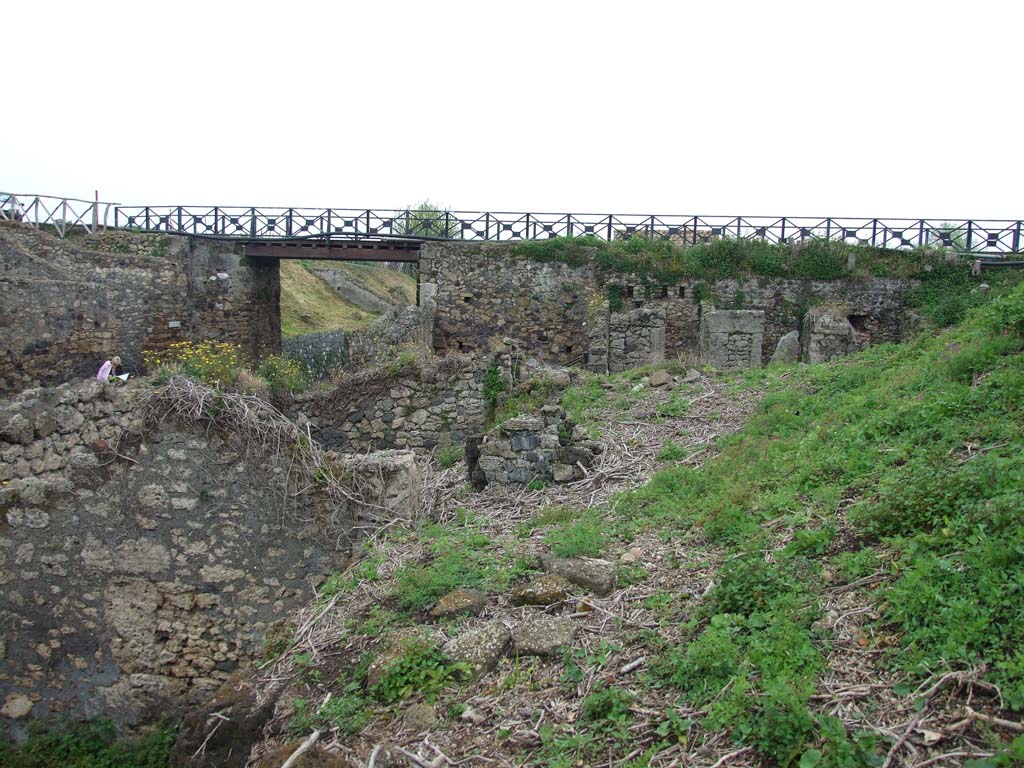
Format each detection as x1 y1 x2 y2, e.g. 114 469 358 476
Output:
581 684 634 739
258 355 308 395
143 340 241 387
436 445 464 469
544 514 609 558
0 720 176 768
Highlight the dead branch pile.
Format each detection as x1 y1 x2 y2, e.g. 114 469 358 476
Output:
139 375 391 552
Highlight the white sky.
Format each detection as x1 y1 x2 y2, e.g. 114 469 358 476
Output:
4 0 1022 219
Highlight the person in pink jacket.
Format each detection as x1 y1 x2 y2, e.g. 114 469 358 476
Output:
96 356 121 381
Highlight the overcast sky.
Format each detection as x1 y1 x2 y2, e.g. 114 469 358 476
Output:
4 0 1021 219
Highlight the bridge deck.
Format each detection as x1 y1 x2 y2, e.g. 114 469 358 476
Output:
242 240 421 262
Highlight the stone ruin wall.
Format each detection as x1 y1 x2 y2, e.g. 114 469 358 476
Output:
421 243 917 370
290 353 487 454
0 222 281 396
0 378 416 739
419 244 598 366
466 405 601 489
698 307 766 369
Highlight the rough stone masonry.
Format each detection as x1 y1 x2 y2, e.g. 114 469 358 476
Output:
0 378 419 740
0 222 280 395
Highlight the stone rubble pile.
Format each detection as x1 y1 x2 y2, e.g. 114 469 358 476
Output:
466 405 602 488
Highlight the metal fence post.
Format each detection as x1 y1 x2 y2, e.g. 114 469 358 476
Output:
966 221 974 253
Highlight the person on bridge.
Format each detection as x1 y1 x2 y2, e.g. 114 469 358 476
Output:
96 356 122 381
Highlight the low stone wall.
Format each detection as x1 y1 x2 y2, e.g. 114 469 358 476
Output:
291 354 486 453
467 405 599 488
698 307 766 369
0 223 280 395
0 378 416 738
346 297 435 370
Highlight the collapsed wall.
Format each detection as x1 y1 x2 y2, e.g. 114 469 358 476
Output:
0 378 416 739
0 222 281 395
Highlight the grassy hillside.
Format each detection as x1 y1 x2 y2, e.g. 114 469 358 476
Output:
608 284 1024 764
302 259 417 307
279 261 389 337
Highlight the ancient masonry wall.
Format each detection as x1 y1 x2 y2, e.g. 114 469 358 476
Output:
467 405 600 488
291 354 486 453
0 378 409 738
0 223 280 395
631 276 911 363
419 244 600 366
698 307 766 369
422 243 916 368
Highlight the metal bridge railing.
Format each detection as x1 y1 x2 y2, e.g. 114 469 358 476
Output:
109 205 1024 257
0 192 121 237
4 194 1022 257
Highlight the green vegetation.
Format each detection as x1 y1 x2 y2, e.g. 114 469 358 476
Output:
537 683 635 766
288 692 370 738
371 637 466 703
436 444 464 469
299 259 417 306
143 339 241 387
483 358 506 423
390 523 535 614
396 200 460 239
515 234 1023 333
543 512 608 558
257 354 307 395
905 263 1023 327
491 374 566 426
144 339 310 396
279 260 379 337
0 720 176 768
512 234 939 284
612 283 1024 762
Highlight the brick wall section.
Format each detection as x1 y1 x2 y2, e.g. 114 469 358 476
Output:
0 223 280 395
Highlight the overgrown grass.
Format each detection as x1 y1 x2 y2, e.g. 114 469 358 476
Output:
390 522 536 614
0 720 176 768
280 260 379 337
616 283 1024 763
512 235 947 285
